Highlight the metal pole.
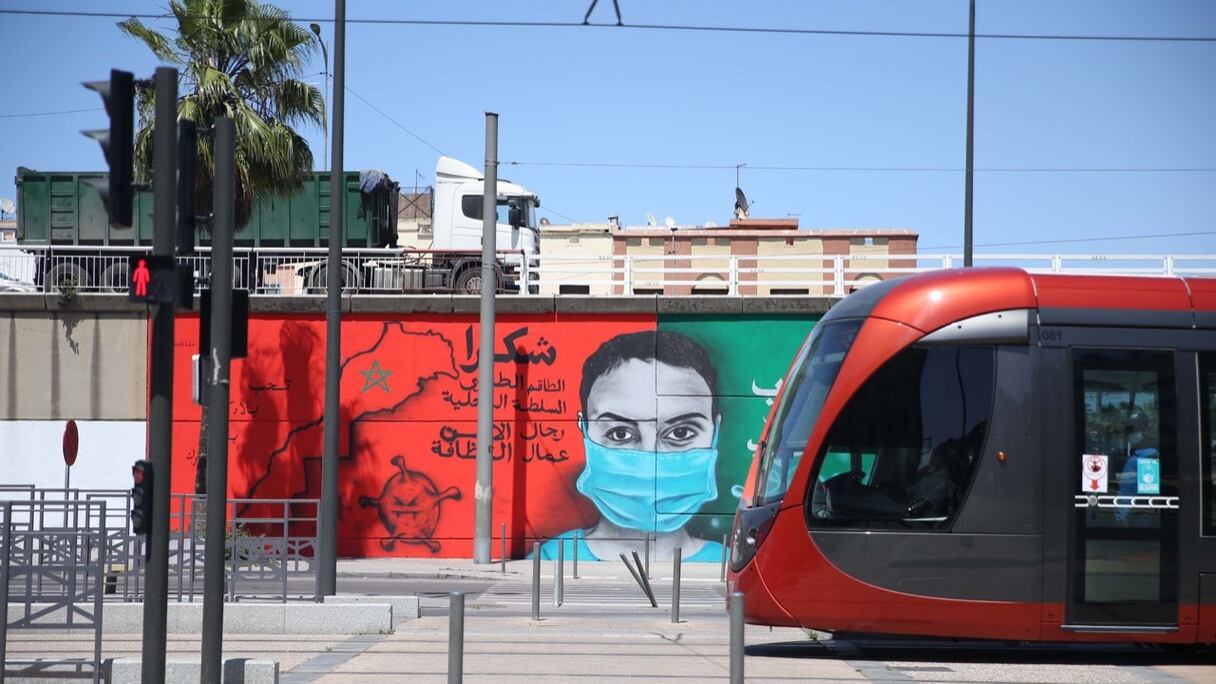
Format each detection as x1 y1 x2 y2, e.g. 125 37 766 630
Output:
473 112 498 564
319 0 346 597
1 502 12 684
963 0 975 267
720 533 729 582
142 65 177 684
554 538 563 607
572 530 579 579
671 546 681 624
643 533 650 579
729 591 744 684
531 541 540 621
200 116 235 684
447 591 464 684
500 522 506 575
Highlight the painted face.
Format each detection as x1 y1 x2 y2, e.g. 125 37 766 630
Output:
584 358 716 453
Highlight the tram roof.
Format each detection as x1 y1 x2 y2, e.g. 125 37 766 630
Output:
823 268 1216 332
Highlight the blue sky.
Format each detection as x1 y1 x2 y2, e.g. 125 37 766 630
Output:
2 0 1214 254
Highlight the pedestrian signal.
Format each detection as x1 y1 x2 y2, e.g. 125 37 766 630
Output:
127 254 178 304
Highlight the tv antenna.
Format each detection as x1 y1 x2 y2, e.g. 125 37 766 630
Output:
646 212 657 227
0 198 13 220
664 217 676 229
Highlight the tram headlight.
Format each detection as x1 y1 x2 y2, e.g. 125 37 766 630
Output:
730 501 780 572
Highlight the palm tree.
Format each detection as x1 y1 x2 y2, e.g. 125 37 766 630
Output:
120 0 325 494
120 0 325 228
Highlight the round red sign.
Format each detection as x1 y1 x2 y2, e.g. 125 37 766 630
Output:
63 419 79 467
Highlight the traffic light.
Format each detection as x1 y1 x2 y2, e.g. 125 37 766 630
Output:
82 69 136 228
131 459 153 536
176 118 197 256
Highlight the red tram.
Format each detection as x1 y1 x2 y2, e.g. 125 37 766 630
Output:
728 268 1216 643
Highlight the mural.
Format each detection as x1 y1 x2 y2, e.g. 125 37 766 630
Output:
168 312 817 560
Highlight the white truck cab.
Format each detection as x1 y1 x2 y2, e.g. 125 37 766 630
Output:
431 156 540 257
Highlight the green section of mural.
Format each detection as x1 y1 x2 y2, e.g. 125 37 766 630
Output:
657 314 820 539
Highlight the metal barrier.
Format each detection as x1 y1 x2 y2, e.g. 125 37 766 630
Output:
1 487 321 605
2 246 1213 297
1 499 107 684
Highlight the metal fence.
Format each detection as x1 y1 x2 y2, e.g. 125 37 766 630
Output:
1 498 107 684
0 487 321 604
1 244 1214 297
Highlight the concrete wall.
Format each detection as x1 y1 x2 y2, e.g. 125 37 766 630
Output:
1 307 146 420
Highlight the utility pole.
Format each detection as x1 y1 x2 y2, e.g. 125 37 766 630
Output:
473 112 498 564
200 116 235 684
142 65 177 684
963 0 976 267
319 0 346 595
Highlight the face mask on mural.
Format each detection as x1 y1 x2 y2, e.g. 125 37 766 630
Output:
576 418 720 532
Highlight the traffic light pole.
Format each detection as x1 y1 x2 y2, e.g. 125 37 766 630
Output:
142 65 177 684
319 0 346 597
200 117 235 684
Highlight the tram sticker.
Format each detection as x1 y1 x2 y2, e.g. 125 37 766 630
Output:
1082 454 1108 493
1137 458 1161 495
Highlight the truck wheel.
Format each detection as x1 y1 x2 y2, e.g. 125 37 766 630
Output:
306 262 363 294
453 264 502 295
46 263 90 294
99 262 130 294
453 267 483 294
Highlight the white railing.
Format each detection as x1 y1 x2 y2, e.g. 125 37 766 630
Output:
0 244 1213 297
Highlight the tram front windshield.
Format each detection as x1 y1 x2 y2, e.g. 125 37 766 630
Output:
754 319 862 505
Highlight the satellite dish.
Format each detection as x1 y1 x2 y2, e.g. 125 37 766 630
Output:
646 212 657 227
704 221 718 228
0 198 13 216
664 217 676 229
734 187 750 219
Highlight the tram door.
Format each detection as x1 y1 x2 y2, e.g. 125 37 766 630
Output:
1067 348 1179 627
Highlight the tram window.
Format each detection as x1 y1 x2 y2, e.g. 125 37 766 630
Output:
755 320 863 505
1202 353 1215 536
808 345 995 530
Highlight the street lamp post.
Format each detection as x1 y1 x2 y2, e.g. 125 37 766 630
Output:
310 22 330 172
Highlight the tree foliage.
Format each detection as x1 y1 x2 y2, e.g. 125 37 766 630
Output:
120 0 325 227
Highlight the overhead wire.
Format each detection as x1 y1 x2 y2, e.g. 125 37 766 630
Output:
0 107 104 119
1 8 1215 42
504 160 1216 173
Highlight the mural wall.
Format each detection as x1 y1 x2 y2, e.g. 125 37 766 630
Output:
169 312 818 560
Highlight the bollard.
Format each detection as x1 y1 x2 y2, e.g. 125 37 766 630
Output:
671 547 682 624
554 538 564 607
531 541 541 621
643 533 650 579
500 522 507 575
448 591 465 684
572 529 579 579
729 591 744 684
720 533 729 582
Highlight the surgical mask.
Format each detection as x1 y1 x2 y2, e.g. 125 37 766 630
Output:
576 420 719 532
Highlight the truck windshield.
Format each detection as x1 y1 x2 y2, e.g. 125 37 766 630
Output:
753 319 862 506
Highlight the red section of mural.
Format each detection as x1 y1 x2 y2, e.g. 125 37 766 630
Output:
171 313 652 556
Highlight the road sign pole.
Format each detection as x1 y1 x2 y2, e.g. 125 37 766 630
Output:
200 116 235 684
142 65 177 684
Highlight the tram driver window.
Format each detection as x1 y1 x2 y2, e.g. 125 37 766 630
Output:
808 345 995 530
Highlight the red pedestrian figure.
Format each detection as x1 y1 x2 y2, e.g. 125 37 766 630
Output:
132 258 151 297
